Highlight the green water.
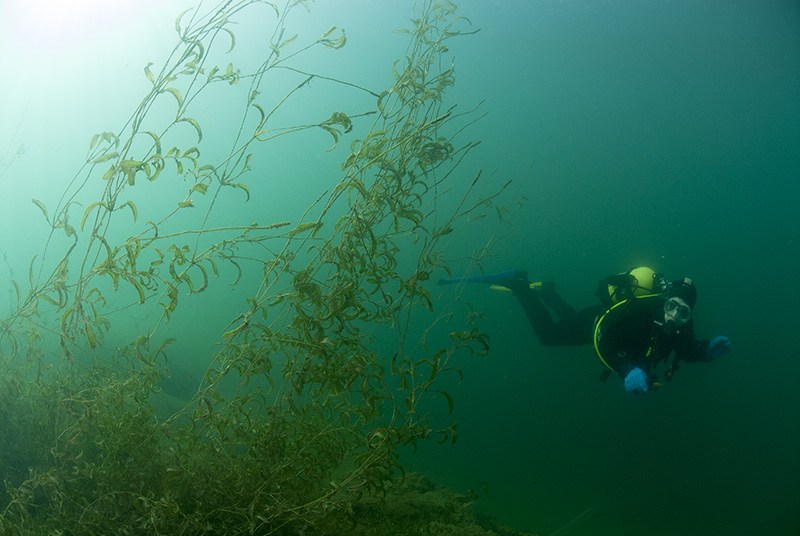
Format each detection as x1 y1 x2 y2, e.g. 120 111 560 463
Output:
406 1 800 534
1 0 798 534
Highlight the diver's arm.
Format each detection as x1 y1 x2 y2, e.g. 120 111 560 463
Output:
673 324 711 363
677 339 710 363
679 336 731 363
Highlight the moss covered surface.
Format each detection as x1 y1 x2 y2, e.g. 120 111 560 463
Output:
351 473 540 536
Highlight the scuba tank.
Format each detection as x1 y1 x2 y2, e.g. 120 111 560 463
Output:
600 266 669 306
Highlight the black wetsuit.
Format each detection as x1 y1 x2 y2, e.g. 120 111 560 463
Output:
511 279 711 381
512 282 601 346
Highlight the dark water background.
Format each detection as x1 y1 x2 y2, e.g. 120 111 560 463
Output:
1 1 798 535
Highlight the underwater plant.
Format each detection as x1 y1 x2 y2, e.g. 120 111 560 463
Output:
0 0 513 533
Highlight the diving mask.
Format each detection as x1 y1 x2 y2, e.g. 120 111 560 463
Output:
664 297 691 324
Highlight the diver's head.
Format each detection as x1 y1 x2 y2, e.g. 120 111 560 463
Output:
663 277 696 326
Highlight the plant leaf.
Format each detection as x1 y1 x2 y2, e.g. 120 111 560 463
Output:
252 103 266 128
31 199 49 223
81 201 108 231
288 222 321 238
435 389 454 415
231 182 250 201
222 27 236 53
175 8 191 35
164 87 184 108
93 152 119 164
190 183 209 195
265 2 279 17
177 117 202 142
144 131 162 154
119 201 138 222
102 166 117 180
279 34 297 48
126 275 146 303
11 280 20 307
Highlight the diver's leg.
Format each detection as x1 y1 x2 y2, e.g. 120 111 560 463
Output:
546 305 602 346
512 287 560 345
536 282 577 321
513 283 599 346
505 275 595 347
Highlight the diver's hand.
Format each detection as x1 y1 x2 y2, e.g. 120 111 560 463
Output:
624 367 648 395
707 336 731 361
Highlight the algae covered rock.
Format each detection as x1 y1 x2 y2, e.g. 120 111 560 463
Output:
351 473 540 536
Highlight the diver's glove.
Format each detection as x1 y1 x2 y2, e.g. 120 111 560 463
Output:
624 367 648 395
707 336 731 361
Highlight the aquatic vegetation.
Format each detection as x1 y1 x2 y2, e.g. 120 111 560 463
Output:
0 0 509 533
350 472 538 536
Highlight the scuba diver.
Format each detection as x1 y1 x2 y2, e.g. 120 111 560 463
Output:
438 267 731 394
